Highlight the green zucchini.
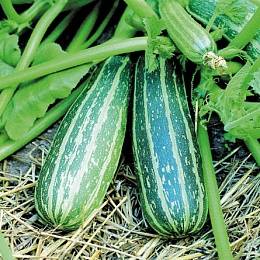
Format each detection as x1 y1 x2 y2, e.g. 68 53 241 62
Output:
35 55 131 230
187 0 260 60
159 0 226 69
132 57 208 236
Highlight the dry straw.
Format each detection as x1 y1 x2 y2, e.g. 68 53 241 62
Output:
0 127 259 259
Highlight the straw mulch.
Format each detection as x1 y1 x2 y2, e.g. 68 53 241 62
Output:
0 124 259 259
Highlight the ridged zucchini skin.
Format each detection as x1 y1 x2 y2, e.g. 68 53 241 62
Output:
35 56 131 230
132 57 208 236
159 0 217 64
187 0 260 60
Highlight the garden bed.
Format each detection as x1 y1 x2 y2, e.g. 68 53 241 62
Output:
0 123 259 259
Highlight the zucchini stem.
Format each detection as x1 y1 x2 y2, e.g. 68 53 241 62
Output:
112 7 137 39
0 0 49 24
0 0 68 117
123 0 158 18
42 10 76 44
0 232 14 260
0 37 148 90
198 123 233 260
0 5 139 160
244 137 260 166
67 1 101 52
0 0 28 23
206 11 219 32
81 0 119 49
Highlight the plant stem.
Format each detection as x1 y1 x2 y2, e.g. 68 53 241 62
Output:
0 0 49 24
0 81 87 161
42 10 76 44
0 5 138 159
206 11 219 32
81 0 119 49
20 0 49 23
244 137 260 166
67 1 101 52
198 123 233 260
113 7 137 39
228 6 260 49
12 0 96 9
0 37 148 89
0 0 27 23
245 102 260 109
63 0 96 10
0 232 14 260
123 0 158 18
0 0 68 117
16 2 68 70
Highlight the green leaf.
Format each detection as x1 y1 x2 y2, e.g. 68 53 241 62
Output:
0 60 15 77
198 62 260 141
3 64 91 140
32 42 66 65
0 33 21 66
218 62 251 124
2 42 90 140
224 132 237 142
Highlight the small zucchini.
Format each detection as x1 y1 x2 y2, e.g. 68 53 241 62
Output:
159 0 226 69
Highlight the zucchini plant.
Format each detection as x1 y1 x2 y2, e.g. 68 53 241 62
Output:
0 0 258 259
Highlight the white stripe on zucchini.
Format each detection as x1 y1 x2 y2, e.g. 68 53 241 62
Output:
132 56 208 236
35 56 131 230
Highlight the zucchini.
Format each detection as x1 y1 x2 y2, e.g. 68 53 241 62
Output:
159 0 226 69
132 57 208 236
187 0 260 60
35 55 131 230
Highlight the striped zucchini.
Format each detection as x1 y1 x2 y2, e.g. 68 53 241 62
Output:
35 56 131 230
159 0 226 69
132 57 208 236
187 0 260 60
